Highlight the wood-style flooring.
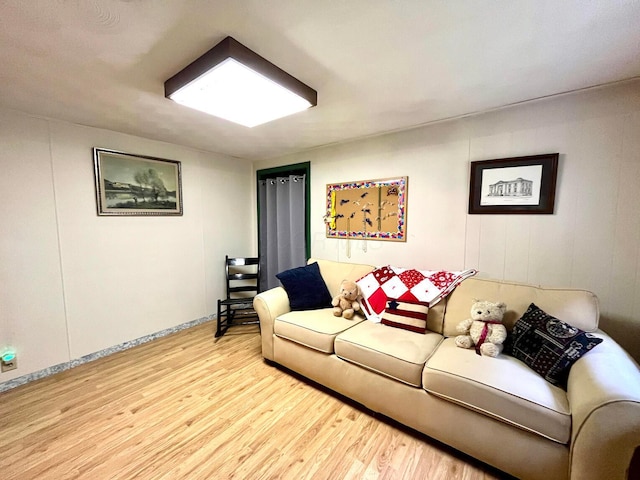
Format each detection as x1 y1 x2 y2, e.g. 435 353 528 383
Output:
0 322 509 479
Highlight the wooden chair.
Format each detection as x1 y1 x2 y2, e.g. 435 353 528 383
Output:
216 256 260 337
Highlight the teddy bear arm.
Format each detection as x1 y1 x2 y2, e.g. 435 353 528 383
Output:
456 318 474 334
340 298 352 310
489 325 508 344
352 301 360 311
331 296 340 307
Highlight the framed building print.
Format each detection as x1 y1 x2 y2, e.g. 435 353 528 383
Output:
468 153 559 214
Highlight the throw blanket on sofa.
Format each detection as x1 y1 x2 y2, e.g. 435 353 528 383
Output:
357 266 478 323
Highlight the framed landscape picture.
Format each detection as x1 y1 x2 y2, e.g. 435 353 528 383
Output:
468 153 559 214
93 148 183 216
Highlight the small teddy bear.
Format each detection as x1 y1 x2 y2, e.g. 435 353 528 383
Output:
455 299 508 357
331 280 361 319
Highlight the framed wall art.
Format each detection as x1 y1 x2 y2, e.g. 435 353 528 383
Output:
93 148 183 216
325 176 407 241
468 153 559 214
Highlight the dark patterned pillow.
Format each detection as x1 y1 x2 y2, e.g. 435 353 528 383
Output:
381 299 428 333
506 303 602 389
275 262 332 311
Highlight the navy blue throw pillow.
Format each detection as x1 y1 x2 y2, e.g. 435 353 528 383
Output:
275 262 332 311
506 303 603 389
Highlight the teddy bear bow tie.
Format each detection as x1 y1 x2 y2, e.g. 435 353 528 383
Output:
476 320 502 355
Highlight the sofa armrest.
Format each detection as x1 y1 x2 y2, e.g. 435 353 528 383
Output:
253 287 290 361
567 331 640 480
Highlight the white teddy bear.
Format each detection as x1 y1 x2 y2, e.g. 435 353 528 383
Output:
455 300 508 357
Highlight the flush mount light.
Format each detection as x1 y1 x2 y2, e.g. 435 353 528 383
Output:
164 36 317 128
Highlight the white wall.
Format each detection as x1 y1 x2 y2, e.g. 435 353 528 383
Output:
3 79 638 382
255 79 640 362
0 109 255 382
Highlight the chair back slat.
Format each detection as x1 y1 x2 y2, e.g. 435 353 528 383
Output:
227 257 259 267
229 286 259 293
228 273 258 281
224 255 260 300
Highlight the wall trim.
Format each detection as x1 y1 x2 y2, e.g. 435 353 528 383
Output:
0 315 214 393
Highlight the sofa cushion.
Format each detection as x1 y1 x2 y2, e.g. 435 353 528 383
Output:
423 337 571 444
309 259 448 334
309 258 375 299
335 321 443 387
442 277 599 337
505 303 603 389
276 262 332 311
274 309 363 353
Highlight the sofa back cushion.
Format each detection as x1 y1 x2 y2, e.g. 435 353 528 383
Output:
425 301 447 334
309 258 376 298
308 258 448 334
442 277 599 337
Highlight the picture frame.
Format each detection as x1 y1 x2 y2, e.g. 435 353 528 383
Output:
93 148 183 216
325 176 408 241
468 153 559 215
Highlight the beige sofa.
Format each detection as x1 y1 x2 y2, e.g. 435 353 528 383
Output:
254 258 640 480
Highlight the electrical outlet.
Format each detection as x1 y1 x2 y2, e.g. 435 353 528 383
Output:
1 355 17 372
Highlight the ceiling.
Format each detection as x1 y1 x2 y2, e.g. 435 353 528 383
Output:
1 1 639 161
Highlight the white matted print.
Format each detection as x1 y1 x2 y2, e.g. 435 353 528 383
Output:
480 165 543 206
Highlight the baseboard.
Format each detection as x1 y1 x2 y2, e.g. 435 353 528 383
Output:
0 315 215 393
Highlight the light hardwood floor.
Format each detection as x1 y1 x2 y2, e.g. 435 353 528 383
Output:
0 322 510 479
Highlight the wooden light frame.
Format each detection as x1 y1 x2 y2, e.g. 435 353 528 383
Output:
164 36 317 127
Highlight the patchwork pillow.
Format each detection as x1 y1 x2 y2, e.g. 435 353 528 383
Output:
356 265 477 322
506 303 603 389
275 262 332 311
381 299 428 333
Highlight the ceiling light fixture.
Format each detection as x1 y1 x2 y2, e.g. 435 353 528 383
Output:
165 36 317 128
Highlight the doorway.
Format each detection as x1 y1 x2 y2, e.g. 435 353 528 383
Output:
256 162 311 291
